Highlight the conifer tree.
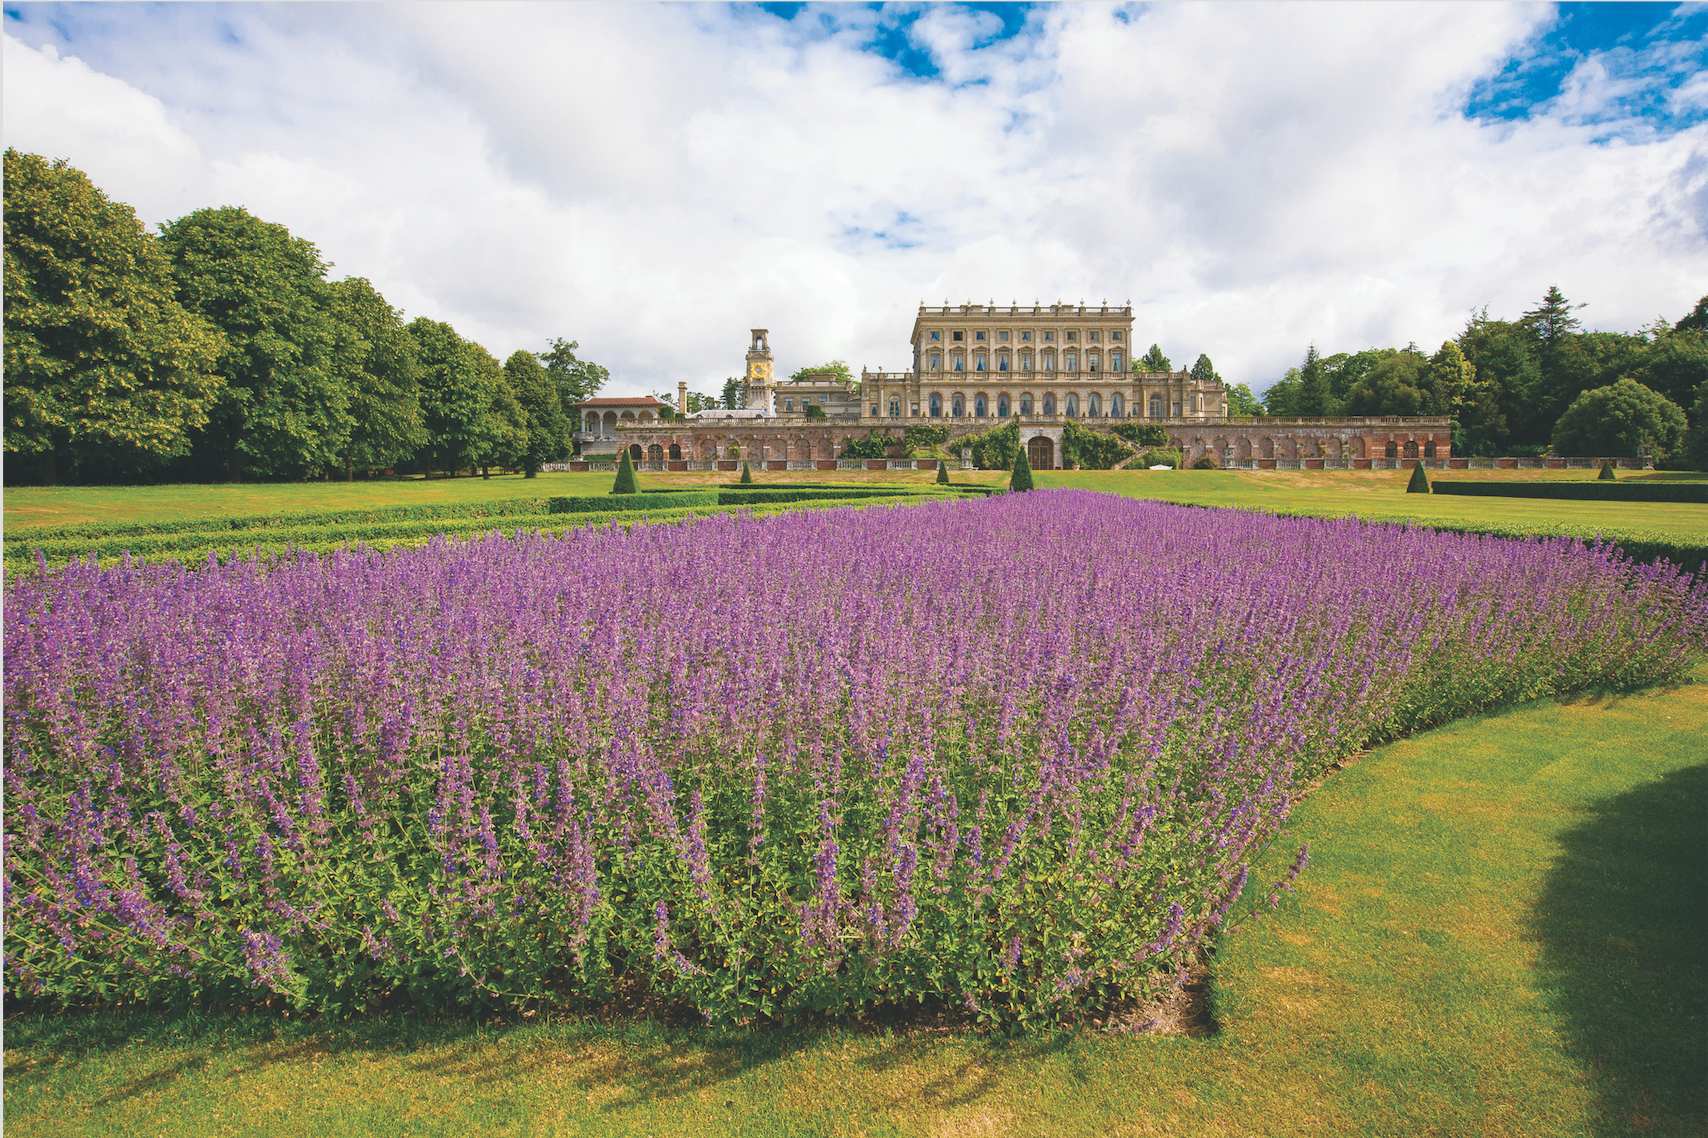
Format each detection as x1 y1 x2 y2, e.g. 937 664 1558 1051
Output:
1599 460 1616 480
739 460 754 484
612 448 638 493
936 459 950 485
1010 445 1034 492
1405 461 1431 494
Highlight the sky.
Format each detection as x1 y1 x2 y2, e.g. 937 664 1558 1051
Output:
4 1 1707 398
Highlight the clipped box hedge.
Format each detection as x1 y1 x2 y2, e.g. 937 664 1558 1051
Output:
1431 481 1708 503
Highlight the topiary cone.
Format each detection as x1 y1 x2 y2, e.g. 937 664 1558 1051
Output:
1010 445 1035 492
1599 460 1616 481
936 460 950 485
1405 461 1431 494
612 449 639 494
739 461 754 484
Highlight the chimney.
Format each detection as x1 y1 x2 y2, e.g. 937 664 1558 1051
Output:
678 380 688 417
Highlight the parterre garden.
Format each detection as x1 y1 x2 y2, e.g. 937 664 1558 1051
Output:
4 469 1706 1136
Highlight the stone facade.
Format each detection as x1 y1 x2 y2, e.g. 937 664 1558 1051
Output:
571 302 1458 470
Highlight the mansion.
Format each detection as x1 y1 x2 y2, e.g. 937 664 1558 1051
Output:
565 302 1454 471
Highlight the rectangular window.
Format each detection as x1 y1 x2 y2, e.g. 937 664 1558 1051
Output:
1089 331 1100 342
998 331 1009 341
1043 354 1055 372
1065 352 1078 371
911 403 920 416
872 403 881 416
1066 331 1077 341
1043 331 1054 341
975 331 986 341
1173 401 1183 417
1088 352 1099 372
953 353 964 371
785 399 794 411
998 354 1009 372
1111 331 1123 341
1021 353 1032 371
1021 331 1032 341
930 331 940 340
953 331 964 341
1111 351 1123 371
975 353 987 371
930 353 941 370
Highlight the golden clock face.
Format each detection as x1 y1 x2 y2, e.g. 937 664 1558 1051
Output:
751 364 768 379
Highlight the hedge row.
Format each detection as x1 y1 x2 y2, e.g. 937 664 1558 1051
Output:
717 487 928 506
550 490 714 513
4 493 961 571
1431 481 1708 503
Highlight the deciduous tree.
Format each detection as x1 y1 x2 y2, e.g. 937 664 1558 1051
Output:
1552 378 1687 465
328 277 423 480
4 150 223 484
539 337 607 407
408 318 495 477
159 206 347 481
505 350 570 476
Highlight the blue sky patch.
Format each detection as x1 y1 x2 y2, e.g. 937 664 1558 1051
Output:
758 2 1035 81
1465 2 1708 131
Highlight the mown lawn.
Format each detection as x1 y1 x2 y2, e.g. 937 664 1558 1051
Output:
1036 468 1708 543
7 668 1702 1137
8 467 1704 541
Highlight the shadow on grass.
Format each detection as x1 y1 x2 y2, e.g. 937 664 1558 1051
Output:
1531 763 1708 1137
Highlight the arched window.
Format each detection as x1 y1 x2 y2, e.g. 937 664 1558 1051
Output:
1065 394 1079 417
668 443 682 460
952 395 965 418
930 393 943 418
1149 395 1163 420
1020 393 1033 414
889 399 901 419
629 444 643 461
647 444 663 463
975 394 987 417
1404 439 1419 458
1088 393 1101 416
1385 440 1398 458
1111 393 1124 417
1043 393 1056 415
998 394 1010 417
1424 439 1437 458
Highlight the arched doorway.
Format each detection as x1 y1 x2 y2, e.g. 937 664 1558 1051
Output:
1403 439 1419 459
974 394 987 417
1028 435 1054 470
647 444 664 463
629 444 643 462
1385 439 1398 458
1111 393 1124 416
668 443 682 461
727 444 742 460
1088 393 1101 416
952 395 965 418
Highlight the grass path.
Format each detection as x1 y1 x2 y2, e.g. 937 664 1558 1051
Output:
7 670 1703 1137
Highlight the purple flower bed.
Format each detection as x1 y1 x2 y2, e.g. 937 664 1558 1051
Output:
6 491 1704 1028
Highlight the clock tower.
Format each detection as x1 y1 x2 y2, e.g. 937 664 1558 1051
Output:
744 328 775 415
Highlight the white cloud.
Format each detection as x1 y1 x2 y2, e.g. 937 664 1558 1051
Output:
3 2 1706 397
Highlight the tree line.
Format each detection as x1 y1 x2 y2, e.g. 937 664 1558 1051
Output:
1253 287 1708 466
4 150 608 484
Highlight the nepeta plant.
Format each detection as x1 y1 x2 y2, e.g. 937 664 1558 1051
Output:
5 492 1703 1028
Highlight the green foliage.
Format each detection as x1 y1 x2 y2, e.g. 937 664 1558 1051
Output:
1225 381 1265 417
787 360 853 385
1688 380 1708 471
957 419 1020 470
504 350 570 476
1599 461 1616 481
1141 449 1182 469
471 344 527 474
1295 344 1333 416
158 206 353 482
3 150 225 485
1192 454 1219 470
1062 419 1135 469
936 460 950 484
1675 295 1708 334
1113 423 1168 448
1430 481 1708 503
1406 462 1432 494
1138 343 1171 372
612 449 639 493
739 461 754 484
1190 353 1220 385
407 318 497 477
721 377 744 410
537 337 607 406
1634 329 1708 417
804 403 826 419
1522 284 1584 346
840 434 890 460
328 278 424 480
904 424 951 449
1344 349 1430 417
1552 378 1688 465
1009 444 1034 491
